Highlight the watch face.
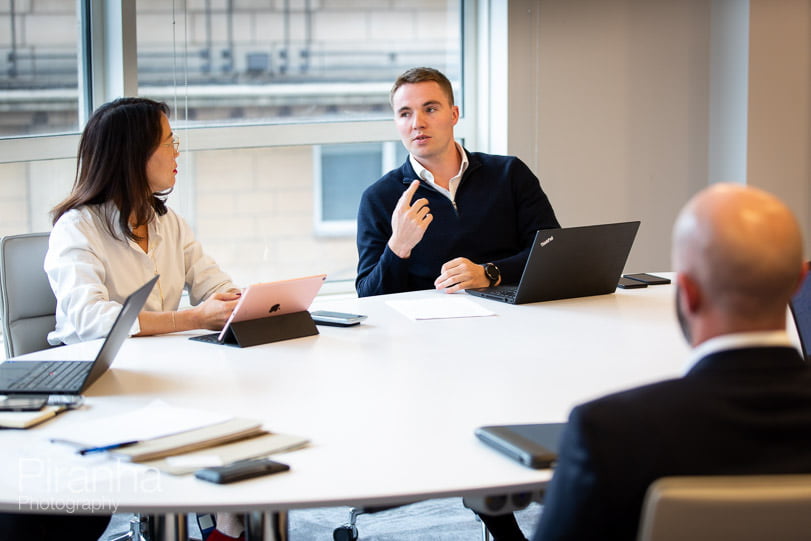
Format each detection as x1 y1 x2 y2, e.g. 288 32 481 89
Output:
485 263 500 283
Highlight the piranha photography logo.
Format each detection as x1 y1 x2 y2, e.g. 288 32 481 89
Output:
17 457 162 514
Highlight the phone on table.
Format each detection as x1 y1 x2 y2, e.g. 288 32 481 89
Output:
622 273 671 285
310 310 368 327
195 457 290 484
617 277 648 289
0 395 48 411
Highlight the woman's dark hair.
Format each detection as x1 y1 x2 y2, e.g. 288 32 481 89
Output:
51 97 172 241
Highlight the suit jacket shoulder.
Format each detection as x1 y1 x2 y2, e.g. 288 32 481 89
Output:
534 346 811 541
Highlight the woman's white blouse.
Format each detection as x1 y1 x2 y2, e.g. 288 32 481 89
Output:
44 203 236 345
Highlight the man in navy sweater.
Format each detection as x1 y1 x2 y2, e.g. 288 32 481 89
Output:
355 67 559 298
356 67 556 539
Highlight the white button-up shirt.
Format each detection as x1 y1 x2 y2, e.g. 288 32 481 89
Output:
45 202 236 345
684 330 796 374
409 141 469 205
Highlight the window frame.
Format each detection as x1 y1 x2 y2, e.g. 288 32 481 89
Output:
312 141 406 237
0 0 480 164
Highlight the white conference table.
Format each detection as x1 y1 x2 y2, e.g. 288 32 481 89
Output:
1 279 715 539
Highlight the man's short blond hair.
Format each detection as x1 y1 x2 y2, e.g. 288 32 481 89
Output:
390 67 455 108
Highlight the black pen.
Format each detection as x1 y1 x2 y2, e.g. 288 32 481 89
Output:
78 440 140 455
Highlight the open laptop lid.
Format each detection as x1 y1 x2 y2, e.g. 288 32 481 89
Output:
513 221 640 303
218 274 327 341
467 221 639 305
80 274 159 390
0 274 158 395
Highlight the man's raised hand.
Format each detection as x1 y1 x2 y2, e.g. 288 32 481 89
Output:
388 179 433 259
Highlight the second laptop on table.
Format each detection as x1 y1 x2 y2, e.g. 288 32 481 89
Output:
466 221 640 305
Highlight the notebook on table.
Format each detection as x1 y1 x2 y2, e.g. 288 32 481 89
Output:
0 275 158 395
466 221 640 304
191 274 327 346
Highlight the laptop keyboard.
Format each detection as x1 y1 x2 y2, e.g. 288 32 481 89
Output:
487 284 519 301
8 361 89 391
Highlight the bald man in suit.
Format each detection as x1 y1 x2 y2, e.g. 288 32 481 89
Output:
533 183 811 541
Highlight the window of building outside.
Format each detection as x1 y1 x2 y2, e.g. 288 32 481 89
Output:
314 141 409 237
0 0 465 292
0 1 80 252
0 1 80 137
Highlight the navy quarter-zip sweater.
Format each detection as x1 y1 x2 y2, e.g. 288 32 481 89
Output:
355 149 559 297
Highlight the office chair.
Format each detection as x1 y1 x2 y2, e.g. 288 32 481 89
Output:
789 265 811 360
333 505 408 541
108 515 155 541
333 494 539 541
0 233 58 358
637 474 811 541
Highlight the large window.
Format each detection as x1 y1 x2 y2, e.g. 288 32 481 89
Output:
0 0 475 291
135 2 462 127
0 1 80 136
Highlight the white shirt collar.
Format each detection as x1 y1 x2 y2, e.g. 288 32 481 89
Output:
684 330 795 374
409 142 468 201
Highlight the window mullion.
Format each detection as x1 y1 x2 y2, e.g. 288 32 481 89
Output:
87 0 138 112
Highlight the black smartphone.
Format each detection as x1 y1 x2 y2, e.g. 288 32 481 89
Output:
617 277 648 289
0 395 49 411
194 457 290 484
622 273 671 285
310 310 368 327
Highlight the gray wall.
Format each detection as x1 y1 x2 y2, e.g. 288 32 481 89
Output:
747 0 811 246
502 0 811 273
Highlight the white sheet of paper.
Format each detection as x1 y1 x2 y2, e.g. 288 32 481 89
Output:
386 297 496 320
48 400 232 448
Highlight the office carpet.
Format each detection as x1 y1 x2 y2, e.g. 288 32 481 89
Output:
101 499 543 540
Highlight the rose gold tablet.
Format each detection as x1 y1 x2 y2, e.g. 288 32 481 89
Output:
218 274 327 341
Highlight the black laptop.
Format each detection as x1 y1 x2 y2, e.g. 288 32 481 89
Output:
466 221 640 304
0 275 158 394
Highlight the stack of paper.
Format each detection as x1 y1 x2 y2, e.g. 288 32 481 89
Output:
48 401 309 466
146 432 310 475
104 417 265 462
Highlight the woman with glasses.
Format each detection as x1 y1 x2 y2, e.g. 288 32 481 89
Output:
45 97 241 346
42 98 248 540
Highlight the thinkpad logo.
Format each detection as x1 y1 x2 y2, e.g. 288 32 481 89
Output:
540 235 554 247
